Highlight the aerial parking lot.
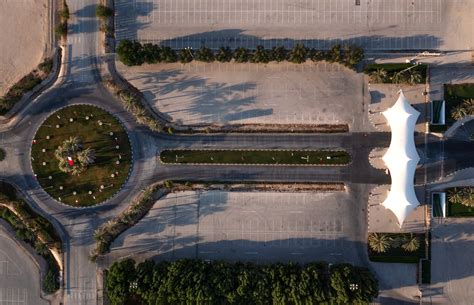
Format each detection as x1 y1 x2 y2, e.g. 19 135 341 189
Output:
115 0 472 50
106 190 366 265
117 61 368 129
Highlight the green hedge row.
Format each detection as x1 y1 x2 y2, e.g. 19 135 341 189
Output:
117 40 364 69
107 258 378 305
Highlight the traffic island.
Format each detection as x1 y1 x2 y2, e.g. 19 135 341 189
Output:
160 149 350 165
31 105 132 207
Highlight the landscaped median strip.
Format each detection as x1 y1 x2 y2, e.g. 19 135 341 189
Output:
159 149 351 166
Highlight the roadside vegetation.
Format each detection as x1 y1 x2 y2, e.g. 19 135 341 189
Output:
116 40 364 70
31 105 132 206
103 78 163 132
0 148 5 161
0 57 54 115
368 232 425 263
96 3 114 38
55 0 70 37
106 258 378 305
365 63 427 85
447 187 474 217
0 182 61 293
90 184 166 260
160 149 351 165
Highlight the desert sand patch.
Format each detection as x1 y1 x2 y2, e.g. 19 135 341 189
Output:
0 0 49 96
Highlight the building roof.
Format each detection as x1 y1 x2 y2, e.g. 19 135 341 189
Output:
381 90 421 226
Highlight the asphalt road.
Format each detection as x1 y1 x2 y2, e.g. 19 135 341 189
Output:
0 0 473 304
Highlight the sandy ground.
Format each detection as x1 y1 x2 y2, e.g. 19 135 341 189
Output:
0 0 49 96
117 61 368 130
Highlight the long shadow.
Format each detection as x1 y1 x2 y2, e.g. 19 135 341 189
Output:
117 27 443 51
115 0 156 42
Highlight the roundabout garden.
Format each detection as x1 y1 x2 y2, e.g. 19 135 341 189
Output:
31 105 132 207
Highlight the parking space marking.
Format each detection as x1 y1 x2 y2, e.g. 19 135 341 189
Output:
0 288 27 305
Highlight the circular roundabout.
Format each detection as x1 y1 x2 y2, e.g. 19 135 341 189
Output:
31 104 132 207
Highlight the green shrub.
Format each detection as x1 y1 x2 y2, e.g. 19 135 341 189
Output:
178 48 194 63
215 46 233 62
251 45 271 63
271 45 287 62
38 58 53 74
54 22 68 36
96 4 113 18
59 1 70 20
310 49 327 62
342 44 364 68
195 46 215 62
233 47 250 63
0 148 5 161
159 46 178 63
288 44 308 63
117 40 144 66
142 43 161 64
328 44 342 62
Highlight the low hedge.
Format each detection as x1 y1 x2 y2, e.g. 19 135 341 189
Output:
116 40 364 70
364 63 427 84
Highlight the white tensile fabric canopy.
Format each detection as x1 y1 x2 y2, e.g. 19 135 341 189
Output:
381 90 421 226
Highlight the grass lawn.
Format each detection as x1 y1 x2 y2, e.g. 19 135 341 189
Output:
160 149 350 165
447 201 474 217
31 105 132 207
364 63 427 84
368 233 426 264
444 83 474 124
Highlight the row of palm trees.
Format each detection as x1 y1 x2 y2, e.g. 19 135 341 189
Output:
369 68 422 85
368 232 420 253
54 136 96 175
450 98 474 121
448 187 474 207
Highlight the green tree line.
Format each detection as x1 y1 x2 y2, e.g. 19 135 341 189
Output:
106 258 378 305
117 40 364 69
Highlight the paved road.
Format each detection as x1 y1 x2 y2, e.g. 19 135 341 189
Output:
0 0 472 304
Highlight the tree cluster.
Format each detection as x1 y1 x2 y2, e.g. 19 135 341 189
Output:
116 40 364 69
54 136 96 175
448 187 474 207
106 258 379 305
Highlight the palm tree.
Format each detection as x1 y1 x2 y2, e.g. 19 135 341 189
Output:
447 187 463 204
77 147 96 166
451 104 468 121
392 71 408 84
407 70 422 85
368 233 392 253
401 234 420 252
459 187 474 207
369 69 388 83
462 98 474 115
